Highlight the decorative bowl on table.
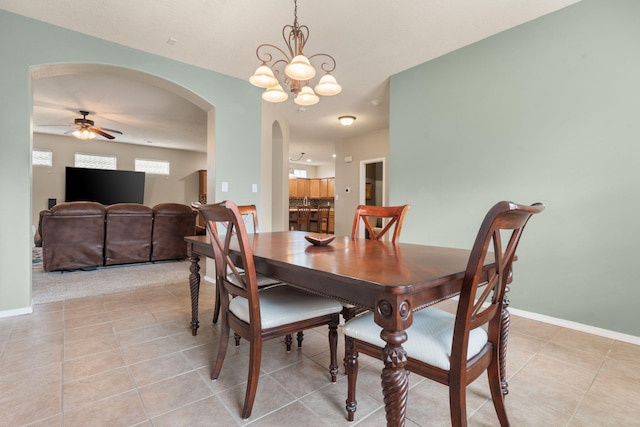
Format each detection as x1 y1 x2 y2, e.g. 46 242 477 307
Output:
304 233 335 246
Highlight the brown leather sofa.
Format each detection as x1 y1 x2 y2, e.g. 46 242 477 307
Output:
40 202 106 272
151 203 198 262
38 201 197 272
105 203 154 266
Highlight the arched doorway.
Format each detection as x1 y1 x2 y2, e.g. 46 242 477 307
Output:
30 63 215 224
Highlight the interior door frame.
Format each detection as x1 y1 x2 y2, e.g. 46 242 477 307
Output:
357 157 386 239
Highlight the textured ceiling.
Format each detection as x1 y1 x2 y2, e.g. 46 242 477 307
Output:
2 0 581 164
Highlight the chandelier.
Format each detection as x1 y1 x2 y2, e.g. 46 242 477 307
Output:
249 0 342 106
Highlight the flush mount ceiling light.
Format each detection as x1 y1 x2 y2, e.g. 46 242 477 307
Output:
249 0 342 106
338 115 356 126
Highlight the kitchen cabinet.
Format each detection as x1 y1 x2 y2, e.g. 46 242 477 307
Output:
289 179 297 197
319 179 328 197
296 179 310 198
309 179 320 198
289 177 335 199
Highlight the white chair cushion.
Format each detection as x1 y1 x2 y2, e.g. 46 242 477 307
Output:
343 307 488 371
229 286 344 329
228 271 282 288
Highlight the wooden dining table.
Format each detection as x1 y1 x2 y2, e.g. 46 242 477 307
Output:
184 231 499 427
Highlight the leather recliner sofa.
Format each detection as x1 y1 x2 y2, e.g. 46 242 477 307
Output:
151 203 198 262
40 202 106 272
38 201 197 272
105 203 154 266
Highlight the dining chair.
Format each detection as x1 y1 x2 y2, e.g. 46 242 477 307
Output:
342 201 544 425
199 200 344 419
317 205 331 233
210 204 281 325
351 204 409 244
226 205 303 350
342 204 410 322
296 205 311 231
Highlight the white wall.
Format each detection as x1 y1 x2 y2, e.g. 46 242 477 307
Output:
334 128 389 236
32 133 206 225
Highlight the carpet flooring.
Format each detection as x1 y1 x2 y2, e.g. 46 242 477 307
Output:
32 248 197 304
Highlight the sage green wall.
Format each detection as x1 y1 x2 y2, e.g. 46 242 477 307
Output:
389 0 640 336
0 10 262 314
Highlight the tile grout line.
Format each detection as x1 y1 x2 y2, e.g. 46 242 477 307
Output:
564 347 611 426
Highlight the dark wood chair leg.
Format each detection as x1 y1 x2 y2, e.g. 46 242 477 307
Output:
448 381 468 427
242 339 263 419
285 334 292 351
297 331 304 348
487 352 510 426
212 314 230 380
341 305 357 371
345 336 359 421
328 315 339 382
234 332 241 346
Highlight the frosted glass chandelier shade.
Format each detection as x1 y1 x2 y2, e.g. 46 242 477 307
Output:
295 86 319 106
249 65 278 88
314 74 342 96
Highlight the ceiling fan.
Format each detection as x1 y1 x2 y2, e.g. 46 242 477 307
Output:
41 110 123 140
68 110 123 140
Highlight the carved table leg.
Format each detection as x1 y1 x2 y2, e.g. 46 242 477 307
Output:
380 329 409 427
500 296 510 395
189 252 201 336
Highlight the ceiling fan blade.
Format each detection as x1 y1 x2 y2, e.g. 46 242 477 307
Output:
98 127 123 134
91 128 115 140
35 124 73 127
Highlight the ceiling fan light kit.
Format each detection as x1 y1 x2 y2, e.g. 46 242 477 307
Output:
249 0 341 106
72 128 97 140
64 110 123 140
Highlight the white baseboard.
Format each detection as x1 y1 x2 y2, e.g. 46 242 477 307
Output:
509 307 640 346
0 304 33 318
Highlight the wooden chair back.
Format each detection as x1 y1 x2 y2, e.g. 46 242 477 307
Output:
455 201 544 367
317 205 331 233
198 201 260 309
297 205 311 231
237 204 259 233
351 204 409 244
205 204 259 234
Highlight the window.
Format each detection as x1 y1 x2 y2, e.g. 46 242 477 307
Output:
74 153 117 170
32 149 53 167
135 159 170 175
292 169 307 178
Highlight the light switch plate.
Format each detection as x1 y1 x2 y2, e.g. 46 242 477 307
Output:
252 184 258 193
221 181 229 192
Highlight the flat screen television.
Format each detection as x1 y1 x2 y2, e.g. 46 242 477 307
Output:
65 167 145 205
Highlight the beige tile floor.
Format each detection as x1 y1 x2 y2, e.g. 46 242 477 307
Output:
1 281 639 426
